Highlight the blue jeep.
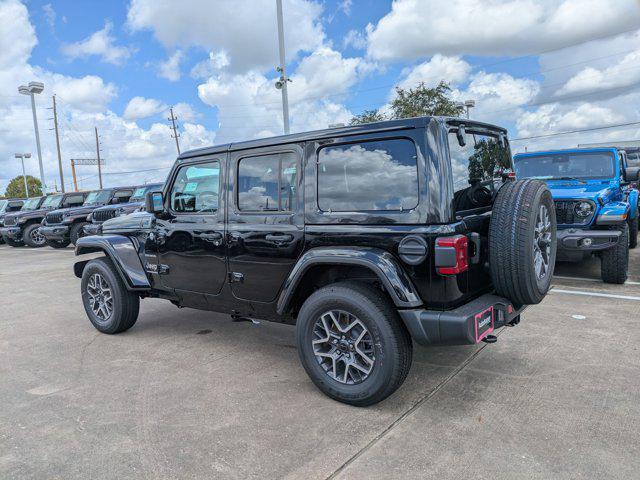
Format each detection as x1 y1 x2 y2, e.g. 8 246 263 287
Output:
514 148 639 284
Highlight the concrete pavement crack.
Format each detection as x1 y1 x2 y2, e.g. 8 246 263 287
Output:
325 328 507 480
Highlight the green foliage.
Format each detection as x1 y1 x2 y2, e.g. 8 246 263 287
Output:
349 109 387 126
349 81 464 125
468 138 511 181
4 175 43 198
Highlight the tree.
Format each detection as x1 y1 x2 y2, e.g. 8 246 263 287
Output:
4 175 43 198
349 109 386 126
349 81 464 125
468 138 511 181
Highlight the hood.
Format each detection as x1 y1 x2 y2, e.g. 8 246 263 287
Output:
51 204 107 218
544 180 613 201
102 211 154 232
93 200 144 214
5 207 54 221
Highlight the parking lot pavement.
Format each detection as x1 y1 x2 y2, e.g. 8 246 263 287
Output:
1 245 639 480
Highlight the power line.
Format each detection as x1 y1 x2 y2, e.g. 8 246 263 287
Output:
510 121 640 141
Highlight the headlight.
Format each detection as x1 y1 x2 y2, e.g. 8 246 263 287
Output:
574 201 594 218
63 214 74 223
18 217 28 224
115 207 125 216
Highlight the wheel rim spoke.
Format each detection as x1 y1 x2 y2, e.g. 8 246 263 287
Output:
87 273 113 321
312 309 375 385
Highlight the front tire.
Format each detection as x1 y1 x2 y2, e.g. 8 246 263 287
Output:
23 223 47 248
4 237 24 247
296 282 412 407
70 222 88 246
81 257 140 334
601 224 629 284
628 214 638 249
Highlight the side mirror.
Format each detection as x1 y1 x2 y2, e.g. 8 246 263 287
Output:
111 197 120 205
145 191 165 214
624 167 640 182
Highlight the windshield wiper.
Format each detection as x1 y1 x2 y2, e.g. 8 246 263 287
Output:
556 176 586 184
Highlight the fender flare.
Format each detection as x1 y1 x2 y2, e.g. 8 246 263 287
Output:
276 247 422 315
73 235 151 291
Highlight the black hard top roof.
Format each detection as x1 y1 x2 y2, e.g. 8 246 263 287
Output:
177 116 508 160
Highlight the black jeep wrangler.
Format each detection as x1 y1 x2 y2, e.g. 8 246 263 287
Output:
74 117 557 406
0 198 25 244
41 187 134 247
0 193 86 247
83 183 164 236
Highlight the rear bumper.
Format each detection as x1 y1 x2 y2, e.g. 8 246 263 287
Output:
40 225 69 241
557 228 621 251
398 294 525 346
0 226 23 240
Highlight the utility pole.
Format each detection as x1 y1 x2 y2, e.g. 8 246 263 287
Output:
275 0 291 134
52 95 65 192
71 159 78 191
95 127 103 189
168 107 181 154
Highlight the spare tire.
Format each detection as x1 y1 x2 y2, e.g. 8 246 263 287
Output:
489 179 556 306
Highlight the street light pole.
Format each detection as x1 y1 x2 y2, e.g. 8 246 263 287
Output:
15 153 32 198
18 82 45 192
275 0 291 135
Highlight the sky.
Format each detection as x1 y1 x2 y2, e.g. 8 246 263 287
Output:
1 0 640 193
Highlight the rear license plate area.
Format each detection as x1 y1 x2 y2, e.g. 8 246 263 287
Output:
474 306 494 342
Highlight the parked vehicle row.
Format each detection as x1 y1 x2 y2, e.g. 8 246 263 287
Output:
2 116 637 406
0 184 162 248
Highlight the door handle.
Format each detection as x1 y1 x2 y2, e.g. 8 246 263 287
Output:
265 234 293 242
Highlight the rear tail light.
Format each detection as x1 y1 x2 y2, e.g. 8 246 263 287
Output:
435 235 469 275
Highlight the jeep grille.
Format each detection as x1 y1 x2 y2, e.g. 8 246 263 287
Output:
3 215 17 226
554 199 594 225
46 212 64 225
93 209 117 223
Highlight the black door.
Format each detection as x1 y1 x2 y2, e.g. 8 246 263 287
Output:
227 145 304 303
155 157 227 298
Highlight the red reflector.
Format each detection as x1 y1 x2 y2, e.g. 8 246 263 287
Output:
507 304 513 314
436 235 469 275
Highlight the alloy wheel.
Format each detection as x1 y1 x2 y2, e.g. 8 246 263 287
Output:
533 204 552 280
30 228 46 246
87 273 114 322
312 310 375 385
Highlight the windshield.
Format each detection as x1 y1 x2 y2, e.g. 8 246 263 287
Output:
130 184 161 202
40 194 64 209
83 190 112 205
514 151 615 180
0 200 6 213
22 197 42 210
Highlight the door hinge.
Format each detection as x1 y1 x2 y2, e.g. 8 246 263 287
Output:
228 272 244 283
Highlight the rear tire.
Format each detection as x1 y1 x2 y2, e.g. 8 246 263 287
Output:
628 214 638 249
23 223 46 248
46 238 71 249
296 281 412 406
81 257 140 334
70 222 88 246
601 224 629 284
489 179 557 306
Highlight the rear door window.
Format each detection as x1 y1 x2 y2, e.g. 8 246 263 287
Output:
317 138 419 212
237 152 297 212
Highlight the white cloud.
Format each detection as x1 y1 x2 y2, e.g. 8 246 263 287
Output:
397 55 471 90
190 50 231 79
127 0 325 72
366 0 640 61
0 0 37 69
0 1 216 194
158 50 183 81
42 4 56 29
61 21 132 65
124 96 167 120
342 29 367 50
168 102 199 122
197 46 365 143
